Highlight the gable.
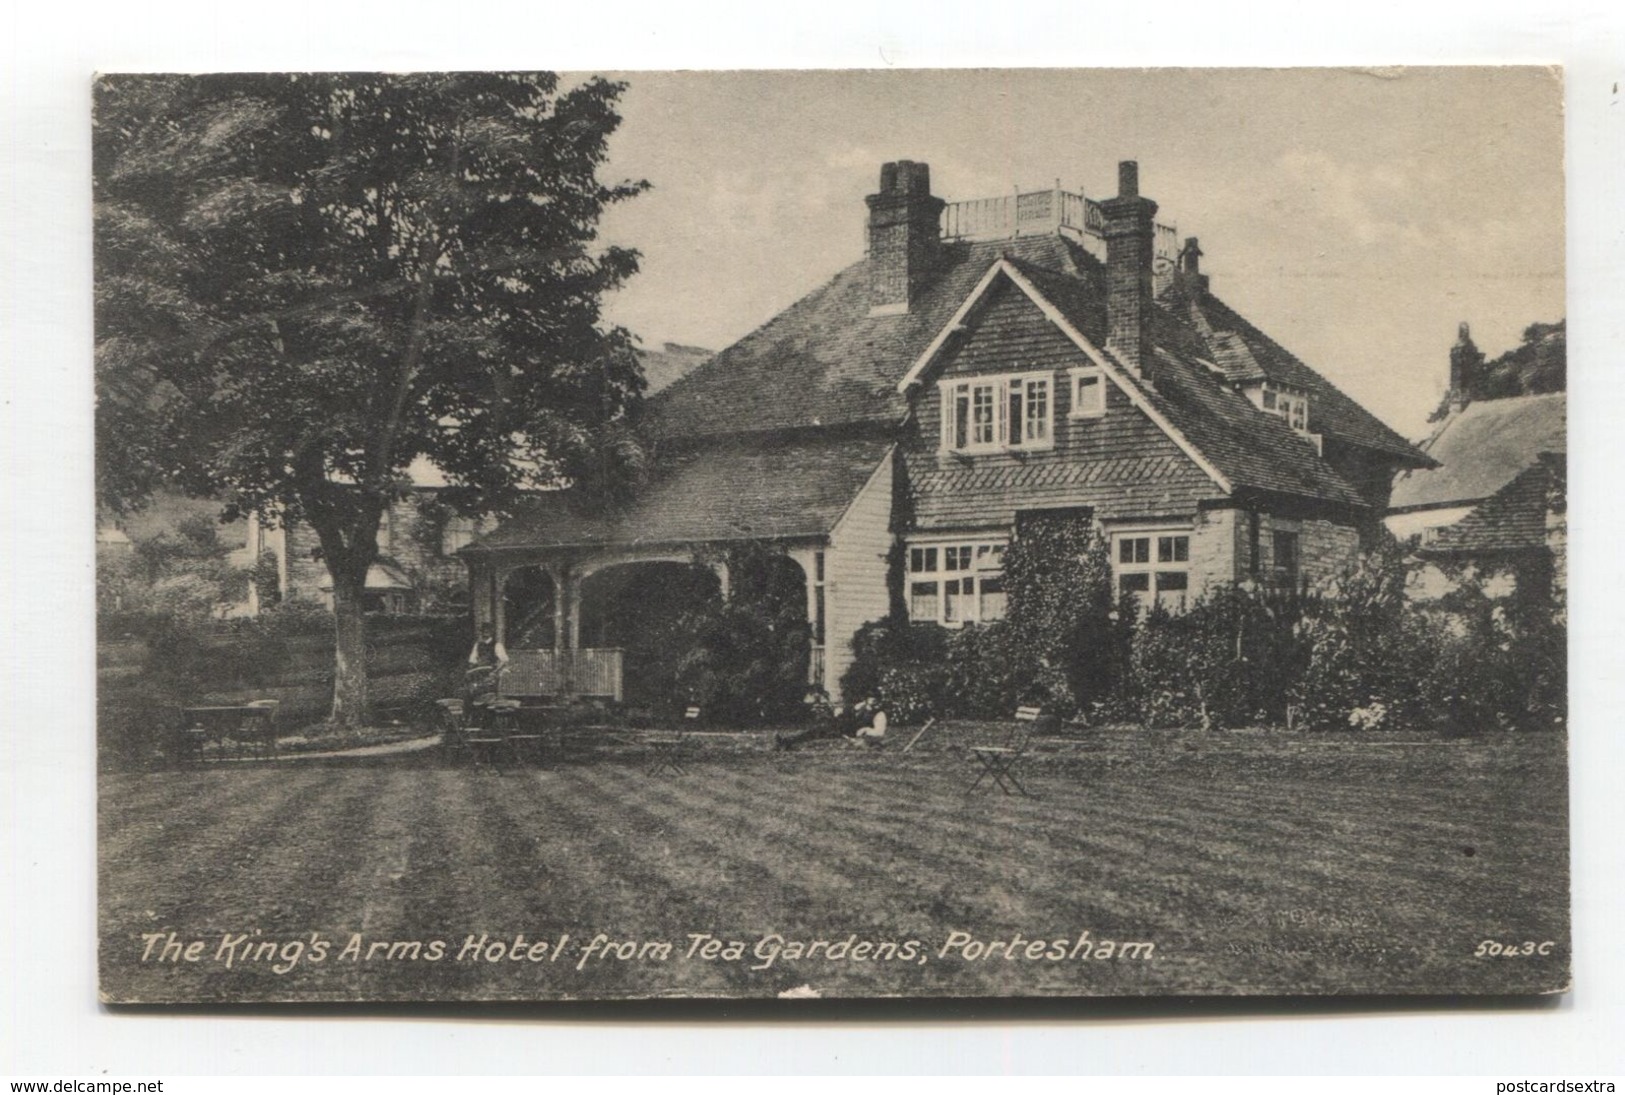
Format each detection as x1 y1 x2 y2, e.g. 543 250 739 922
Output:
934 276 1090 381
904 280 1225 529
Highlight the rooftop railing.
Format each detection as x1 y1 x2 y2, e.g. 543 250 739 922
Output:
940 186 1178 261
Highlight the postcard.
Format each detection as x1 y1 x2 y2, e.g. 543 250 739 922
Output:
95 67 1568 1003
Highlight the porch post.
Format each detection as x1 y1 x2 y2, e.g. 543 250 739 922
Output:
567 569 582 651
469 559 493 630
548 562 567 654
491 566 507 645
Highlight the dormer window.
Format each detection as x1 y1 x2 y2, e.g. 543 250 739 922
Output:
940 372 1054 453
1257 382 1310 435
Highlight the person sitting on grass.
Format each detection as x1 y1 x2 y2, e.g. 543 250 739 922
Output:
851 698 888 746
775 695 888 751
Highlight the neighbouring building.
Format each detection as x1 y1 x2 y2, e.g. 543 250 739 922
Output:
99 343 711 618
1416 451 1567 621
461 160 1431 702
1388 323 1567 610
1386 326 1566 545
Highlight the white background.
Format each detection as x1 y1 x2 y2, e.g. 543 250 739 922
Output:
3 0 1622 1076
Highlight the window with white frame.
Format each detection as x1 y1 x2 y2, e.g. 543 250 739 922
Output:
1260 382 1310 435
1114 530 1192 614
1069 366 1107 418
907 540 1007 625
940 373 1054 453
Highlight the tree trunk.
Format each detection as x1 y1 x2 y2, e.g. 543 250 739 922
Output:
330 564 371 727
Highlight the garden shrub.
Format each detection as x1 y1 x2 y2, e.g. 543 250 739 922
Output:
1124 584 1313 730
1282 543 1415 730
665 543 811 725
1001 511 1122 713
831 526 1563 736
840 616 948 714
841 510 1121 721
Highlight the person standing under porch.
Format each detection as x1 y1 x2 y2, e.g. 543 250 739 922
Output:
464 623 509 726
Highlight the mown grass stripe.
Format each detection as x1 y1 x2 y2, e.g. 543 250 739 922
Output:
98 768 288 866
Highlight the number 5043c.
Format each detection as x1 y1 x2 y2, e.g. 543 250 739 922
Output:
1475 939 1557 957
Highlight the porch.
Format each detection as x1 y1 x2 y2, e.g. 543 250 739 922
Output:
466 543 829 706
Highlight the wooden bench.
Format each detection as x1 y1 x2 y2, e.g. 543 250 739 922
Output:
967 706 1041 797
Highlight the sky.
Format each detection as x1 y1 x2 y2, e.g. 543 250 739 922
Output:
585 68 1565 440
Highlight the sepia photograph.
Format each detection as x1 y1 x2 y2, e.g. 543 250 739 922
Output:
91 67 1570 1005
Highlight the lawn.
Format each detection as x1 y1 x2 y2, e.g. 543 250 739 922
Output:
98 729 1570 1002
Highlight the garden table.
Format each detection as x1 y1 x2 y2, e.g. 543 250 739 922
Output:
178 704 279 763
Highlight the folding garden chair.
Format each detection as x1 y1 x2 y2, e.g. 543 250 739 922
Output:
967 707 1040 797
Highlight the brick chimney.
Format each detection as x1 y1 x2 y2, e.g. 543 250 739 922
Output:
1176 236 1208 295
865 161 945 316
1100 161 1159 380
1448 321 1485 410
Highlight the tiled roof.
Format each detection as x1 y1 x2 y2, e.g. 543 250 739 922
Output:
908 451 1222 530
638 342 713 395
1010 261 1370 508
648 235 1098 441
650 237 1424 511
1422 456 1563 555
1177 290 1428 462
464 433 893 553
1389 392 1566 512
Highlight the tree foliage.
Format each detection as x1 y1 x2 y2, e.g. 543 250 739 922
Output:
94 72 648 722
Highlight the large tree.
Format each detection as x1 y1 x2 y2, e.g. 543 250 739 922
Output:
95 72 648 724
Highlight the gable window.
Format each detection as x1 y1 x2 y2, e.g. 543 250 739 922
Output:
940 373 1054 453
1260 383 1310 435
1114 530 1191 614
1068 366 1107 418
908 539 1007 625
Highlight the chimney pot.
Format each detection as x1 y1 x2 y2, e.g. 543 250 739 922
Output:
1448 320 1484 408
1179 237 1202 275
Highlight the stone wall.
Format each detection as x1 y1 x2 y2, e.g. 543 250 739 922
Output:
1185 507 1242 599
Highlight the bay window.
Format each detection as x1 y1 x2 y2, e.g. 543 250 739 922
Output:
908 540 1007 625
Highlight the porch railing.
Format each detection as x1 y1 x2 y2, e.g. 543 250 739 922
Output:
502 648 624 702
